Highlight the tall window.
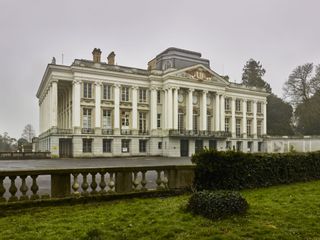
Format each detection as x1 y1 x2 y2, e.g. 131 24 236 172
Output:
121 139 130 153
247 120 252 136
83 108 92 129
207 114 212 131
236 119 241 137
157 91 161 104
139 89 147 103
102 110 112 129
193 111 198 132
225 98 231 111
257 102 262 113
121 111 130 128
178 110 184 132
257 120 262 136
247 101 252 113
103 139 112 153
83 139 92 153
103 84 112 100
139 140 147 153
83 82 92 98
236 99 241 112
139 112 147 133
157 113 161 128
225 118 230 132
121 87 129 101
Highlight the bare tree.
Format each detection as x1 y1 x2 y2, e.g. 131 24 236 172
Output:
21 124 35 143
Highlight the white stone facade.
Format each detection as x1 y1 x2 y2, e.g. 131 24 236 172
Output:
36 48 269 157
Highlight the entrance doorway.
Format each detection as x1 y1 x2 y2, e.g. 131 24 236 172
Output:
180 140 189 157
209 140 217 150
195 140 203 153
59 139 72 158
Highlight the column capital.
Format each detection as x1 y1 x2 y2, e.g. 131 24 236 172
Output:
202 90 208 94
150 86 158 91
114 83 121 88
72 79 81 85
188 88 194 93
94 81 103 86
131 85 139 90
242 99 247 103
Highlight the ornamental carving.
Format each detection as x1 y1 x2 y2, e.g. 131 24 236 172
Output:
185 67 213 81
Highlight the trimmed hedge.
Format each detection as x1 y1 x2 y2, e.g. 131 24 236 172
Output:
186 190 248 220
192 149 320 190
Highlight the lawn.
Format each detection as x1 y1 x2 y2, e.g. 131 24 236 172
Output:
1 181 320 240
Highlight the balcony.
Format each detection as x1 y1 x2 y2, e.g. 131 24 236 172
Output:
56 128 73 134
82 128 95 134
168 129 231 138
121 129 132 135
138 130 149 135
102 129 113 135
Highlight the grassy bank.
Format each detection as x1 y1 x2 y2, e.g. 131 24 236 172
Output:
1 181 320 240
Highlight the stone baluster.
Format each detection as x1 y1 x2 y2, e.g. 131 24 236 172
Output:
99 171 107 194
156 170 164 190
72 173 80 196
8 176 18 202
30 175 39 200
19 175 29 201
141 171 147 191
81 173 89 196
108 172 115 193
0 176 6 202
90 172 98 195
132 172 140 191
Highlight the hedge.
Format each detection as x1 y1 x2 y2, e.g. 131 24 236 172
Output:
192 149 320 190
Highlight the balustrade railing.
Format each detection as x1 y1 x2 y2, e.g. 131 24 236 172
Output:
121 129 132 135
102 129 113 135
169 129 231 138
0 152 51 160
82 128 95 134
0 165 194 203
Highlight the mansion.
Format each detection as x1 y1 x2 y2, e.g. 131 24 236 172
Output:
37 47 268 157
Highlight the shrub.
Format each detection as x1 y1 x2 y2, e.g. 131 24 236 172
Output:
192 149 320 190
186 190 248 220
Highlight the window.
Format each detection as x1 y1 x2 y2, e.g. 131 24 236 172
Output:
225 118 230 132
236 119 241 137
178 110 184 132
157 113 161 128
209 140 217 150
207 114 212 131
83 139 92 153
158 142 162 149
193 111 198 132
139 88 147 103
258 142 263 152
83 108 92 129
102 110 112 129
257 102 262 113
247 141 253 152
121 111 130 128
247 101 252 113
139 112 147 133
121 87 129 101
139 140 147 152
236 99 241 112
225 98 231 111
195 140 203 153
103 139 112 153
247 120 252 136
121 139 130 153
103 84 112 100
257 120 262 136
83 82 92 98
226 141 232 150
157 91 161 104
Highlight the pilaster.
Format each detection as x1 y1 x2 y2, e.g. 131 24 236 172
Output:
242 99 247 138
231 97 236 138
215 93 220 131
200 90 207 131
187 88 194 130
114 84 120 135
72 79 81 134
173 87 179 130
95 82 102 134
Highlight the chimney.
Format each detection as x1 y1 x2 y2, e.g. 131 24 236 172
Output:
107 51 116 65
92 48 102 63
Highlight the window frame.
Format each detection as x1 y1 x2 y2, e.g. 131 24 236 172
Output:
102 139 112 153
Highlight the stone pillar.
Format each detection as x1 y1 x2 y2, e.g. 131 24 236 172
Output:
200 90 207 131
231 97 236 137
164 89 168 129
187 88 194 130
167 87 173 129
242 99 247 138
173 87 179 130
114 84 120 134
95 82 102 132
72 80 81 133
150 87 157 131
220 95 225 131
253 100 257 137
215 93 220 131
51 80 58 128
263 101 267 135
132 86 138 132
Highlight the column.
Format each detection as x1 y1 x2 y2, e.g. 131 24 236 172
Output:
173 87 179 130
200 90 207 131
242 99 247 138
95 82 102 131
231 97 236 137
72 80 81 132
253 100 257 137
114 84 120 133
220 95 225 131
51 80 58 128
263 101 267 135
215 93 220 131
187 88 194 130
131 86 138 131
150 87 157 131
167 87 173 129
164 89 168 129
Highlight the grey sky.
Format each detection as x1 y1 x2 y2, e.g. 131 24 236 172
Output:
1 0 319 139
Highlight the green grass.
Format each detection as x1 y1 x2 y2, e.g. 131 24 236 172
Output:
1 181 320 240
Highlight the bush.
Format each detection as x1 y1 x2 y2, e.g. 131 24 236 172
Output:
186 190 248 220
192 149 320 190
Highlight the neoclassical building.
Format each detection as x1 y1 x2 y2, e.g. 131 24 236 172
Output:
37 47 268 157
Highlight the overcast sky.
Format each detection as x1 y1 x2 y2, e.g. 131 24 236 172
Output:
0 0 320 139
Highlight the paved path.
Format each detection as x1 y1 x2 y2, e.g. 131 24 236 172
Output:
0 157 193 172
